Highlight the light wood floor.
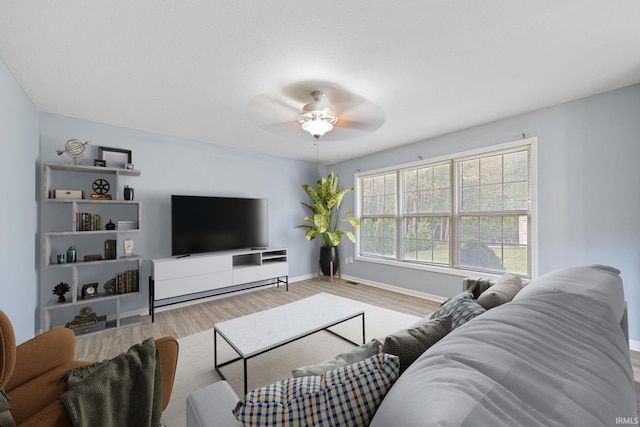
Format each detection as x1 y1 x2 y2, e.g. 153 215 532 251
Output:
74 278 442 360
74 278 640 411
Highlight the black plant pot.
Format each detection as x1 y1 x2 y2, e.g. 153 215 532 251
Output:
320 246 340 276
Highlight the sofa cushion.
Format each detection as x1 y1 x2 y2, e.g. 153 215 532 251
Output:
233 353 400 427
381 315 451 373
476 273 524 309
291 340 381 377
427 291 486 328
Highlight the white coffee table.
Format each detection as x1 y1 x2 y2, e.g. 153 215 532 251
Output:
214 293 366 394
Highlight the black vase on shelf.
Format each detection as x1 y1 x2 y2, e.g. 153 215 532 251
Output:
124 185 134 201
319 246 340 276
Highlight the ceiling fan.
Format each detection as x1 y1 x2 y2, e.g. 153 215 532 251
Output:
246 81 385 144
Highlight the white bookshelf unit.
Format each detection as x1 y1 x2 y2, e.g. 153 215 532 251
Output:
150 248 288 320
40 163 143 334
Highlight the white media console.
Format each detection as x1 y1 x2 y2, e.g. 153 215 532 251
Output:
149 248 288 320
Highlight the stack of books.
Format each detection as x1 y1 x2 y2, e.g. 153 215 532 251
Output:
65 314 107 335
76 213 103 231
115 269 139 294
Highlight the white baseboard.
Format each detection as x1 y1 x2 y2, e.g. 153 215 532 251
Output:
629 339 640 352
339 274 448 304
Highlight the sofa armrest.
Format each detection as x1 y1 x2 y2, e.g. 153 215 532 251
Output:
7 328 76 391
17 400 72 427
187 381 242 427
156 336 179 410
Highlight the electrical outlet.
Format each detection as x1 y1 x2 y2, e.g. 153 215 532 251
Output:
349 257 354 264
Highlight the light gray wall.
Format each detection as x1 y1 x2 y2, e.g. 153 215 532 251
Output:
331 84 640 343
38 113 320 328
0 58 39 344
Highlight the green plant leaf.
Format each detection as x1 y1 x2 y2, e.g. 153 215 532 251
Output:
297 170 359 247
342 230 356 243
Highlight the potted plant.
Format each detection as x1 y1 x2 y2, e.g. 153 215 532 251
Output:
52 282 70 303
297 171 360 276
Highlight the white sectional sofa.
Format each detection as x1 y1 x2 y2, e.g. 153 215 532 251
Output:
187 265 637 426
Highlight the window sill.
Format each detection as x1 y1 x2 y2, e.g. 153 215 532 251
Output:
355 255 507 280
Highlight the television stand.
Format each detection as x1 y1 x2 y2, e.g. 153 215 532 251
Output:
149 248 288 321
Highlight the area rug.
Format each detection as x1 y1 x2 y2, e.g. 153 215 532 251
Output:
161 295 422 427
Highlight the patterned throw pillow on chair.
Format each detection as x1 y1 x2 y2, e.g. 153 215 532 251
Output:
233 353 400 427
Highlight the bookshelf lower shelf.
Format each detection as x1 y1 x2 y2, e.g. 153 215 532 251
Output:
43 292 141 332
70 314 141 337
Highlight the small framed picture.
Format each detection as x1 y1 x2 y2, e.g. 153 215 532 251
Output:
94 159 107 167
98 146 132 169
123 239 134 255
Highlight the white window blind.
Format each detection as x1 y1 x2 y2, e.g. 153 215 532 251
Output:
360 172 397 258
457 149 530 274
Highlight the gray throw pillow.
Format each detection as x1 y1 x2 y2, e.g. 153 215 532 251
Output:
428 290 486 328
291 339 382 377
381 315 452 373
476 273 524 309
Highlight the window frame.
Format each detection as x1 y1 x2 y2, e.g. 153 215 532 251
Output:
355 137 538 279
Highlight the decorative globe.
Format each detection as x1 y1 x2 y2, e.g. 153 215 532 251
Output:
56 139 90 164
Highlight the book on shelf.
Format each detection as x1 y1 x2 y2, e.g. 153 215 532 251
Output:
65 315 107 335
104 239 117 260
76 212 102 231
115 269 139 294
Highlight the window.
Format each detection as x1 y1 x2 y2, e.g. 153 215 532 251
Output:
357 139 534 276
360 172 397 257
402 163 451 265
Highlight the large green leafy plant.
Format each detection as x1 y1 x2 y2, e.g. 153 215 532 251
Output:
297 171 360 247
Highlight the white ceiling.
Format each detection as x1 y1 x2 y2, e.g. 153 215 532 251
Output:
1 1 639 164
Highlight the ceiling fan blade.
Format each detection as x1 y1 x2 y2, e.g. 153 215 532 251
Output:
246 94 299 128
337 118 373 129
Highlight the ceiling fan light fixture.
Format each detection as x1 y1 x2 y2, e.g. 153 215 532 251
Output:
300 113 336 137
297 91 338 139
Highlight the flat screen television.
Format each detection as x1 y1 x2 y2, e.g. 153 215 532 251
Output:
171 195 269 256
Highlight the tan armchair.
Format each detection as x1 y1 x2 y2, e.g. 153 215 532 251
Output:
0 310 178 427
